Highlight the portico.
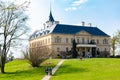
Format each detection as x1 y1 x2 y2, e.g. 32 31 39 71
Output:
77 44 97 57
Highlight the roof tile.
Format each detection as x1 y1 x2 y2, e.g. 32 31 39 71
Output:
51 24 109 36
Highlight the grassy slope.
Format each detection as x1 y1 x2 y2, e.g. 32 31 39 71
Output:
50 58 120 80
0 59 60 80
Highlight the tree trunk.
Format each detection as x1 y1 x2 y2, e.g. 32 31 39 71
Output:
1 49 6 73
1 63 5 73
113 46 115 57
113 50 115 57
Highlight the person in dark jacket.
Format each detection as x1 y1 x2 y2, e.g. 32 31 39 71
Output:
49 67 52 75
45 67 49 75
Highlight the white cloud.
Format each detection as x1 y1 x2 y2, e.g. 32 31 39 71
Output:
72 0 88 6
65 7 77 11
65 0 88 11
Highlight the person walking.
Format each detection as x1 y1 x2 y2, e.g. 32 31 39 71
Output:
79 52 83 60
49 67 52 75
45 67 49 75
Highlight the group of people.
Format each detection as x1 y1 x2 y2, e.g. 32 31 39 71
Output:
45 67 52 75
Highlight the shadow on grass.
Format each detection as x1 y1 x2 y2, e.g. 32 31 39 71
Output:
5 66 45 74
0 59 60 80
0 67 46 80
3 60 58 76
53 64 89 76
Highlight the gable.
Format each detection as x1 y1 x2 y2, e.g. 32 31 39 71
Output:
76 30 91 36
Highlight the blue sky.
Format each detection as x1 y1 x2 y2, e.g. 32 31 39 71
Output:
6 0 119 57
28 0 120 36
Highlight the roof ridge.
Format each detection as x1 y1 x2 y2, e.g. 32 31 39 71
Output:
57 23 97 28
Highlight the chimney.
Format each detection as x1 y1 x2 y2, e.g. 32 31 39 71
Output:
81 21 85 26
88 23 92 27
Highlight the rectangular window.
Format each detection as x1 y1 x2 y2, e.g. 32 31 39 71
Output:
35 42 37 47
48 38 50 43
77 38 79 43
39 42 40 47
66 47 69 52
82 38 85 44
97 40 99 44
57 48 60 52
55 36 61 43
66 38 69 43
37 42 39 47
87 38 89 44
46 39 47 44
103 39 108 44
33 42 35 48
41 40 43 45
55 38 57 43
42 40 43 45
71 38 73 43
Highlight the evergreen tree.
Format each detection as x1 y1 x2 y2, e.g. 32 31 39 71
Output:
71 39 78 58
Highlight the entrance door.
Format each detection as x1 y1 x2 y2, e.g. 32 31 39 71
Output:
91 47 96 57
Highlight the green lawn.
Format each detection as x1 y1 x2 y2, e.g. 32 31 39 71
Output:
50 58 120 80
1 58 120 80
0 59 60 80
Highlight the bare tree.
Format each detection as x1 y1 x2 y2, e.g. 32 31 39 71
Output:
22 46 54 67
0 1 29 73
22 47 29 59
29 46 52 67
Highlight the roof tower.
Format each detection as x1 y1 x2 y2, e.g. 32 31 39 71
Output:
49 0 54 22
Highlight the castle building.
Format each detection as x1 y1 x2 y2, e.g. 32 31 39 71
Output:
29 10 110 57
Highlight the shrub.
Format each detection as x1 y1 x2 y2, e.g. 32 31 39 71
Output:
29 46 53 67
22 46 54 67
58 51 72 59
115 55 120 58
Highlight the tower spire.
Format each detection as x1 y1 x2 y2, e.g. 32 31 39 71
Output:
49 0 54 22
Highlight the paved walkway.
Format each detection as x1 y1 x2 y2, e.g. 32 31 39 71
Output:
41 59 65 80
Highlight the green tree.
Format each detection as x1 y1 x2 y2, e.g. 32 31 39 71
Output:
111 35 117 57
111 31 120 57
0 1 29 73
71 39 78 58
117 31 120 43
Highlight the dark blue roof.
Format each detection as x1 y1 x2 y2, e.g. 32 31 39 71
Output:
49 11 54 22
51 24 109 36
